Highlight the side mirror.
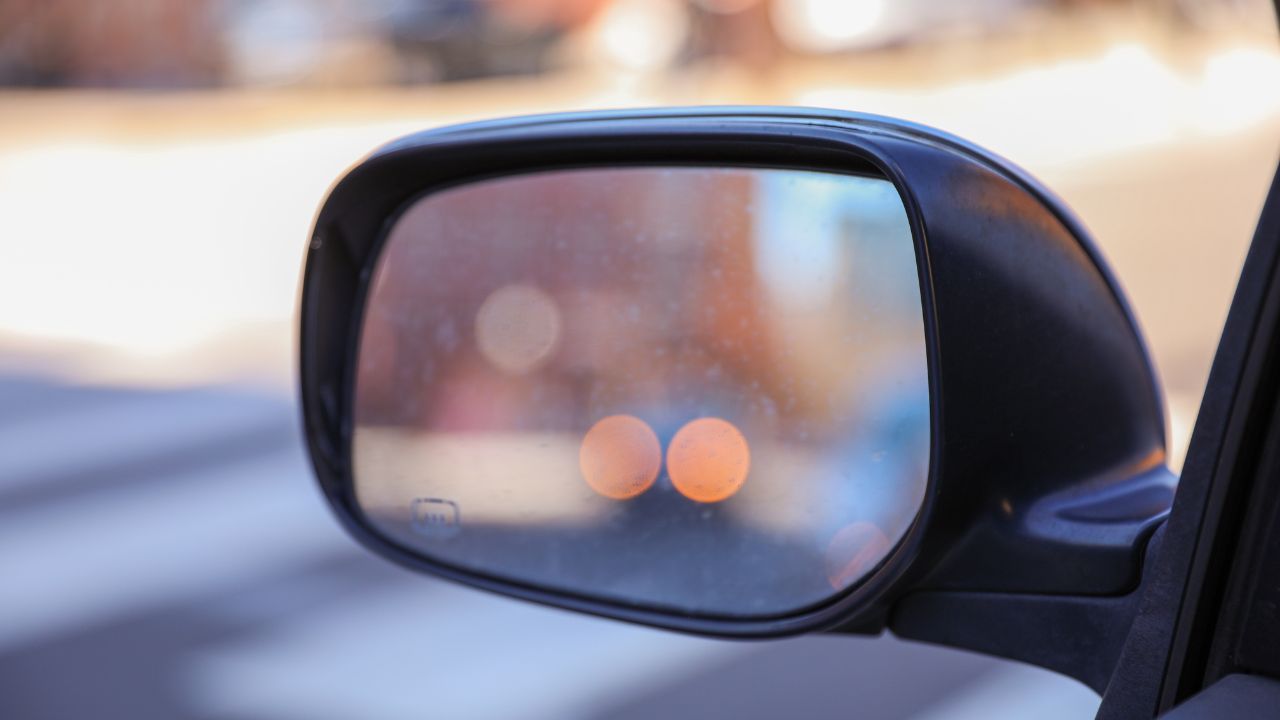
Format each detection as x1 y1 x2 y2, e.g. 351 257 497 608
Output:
300 108 1172 687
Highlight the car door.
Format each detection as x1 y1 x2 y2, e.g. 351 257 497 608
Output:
1096 156 1280 717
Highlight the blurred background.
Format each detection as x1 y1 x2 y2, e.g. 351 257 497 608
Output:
1 0 1278 718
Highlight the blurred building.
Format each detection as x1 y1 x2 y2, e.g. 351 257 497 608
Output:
0 0 223 87
3 0 1250 90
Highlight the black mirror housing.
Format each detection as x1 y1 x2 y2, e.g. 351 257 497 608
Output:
300 108 1170 649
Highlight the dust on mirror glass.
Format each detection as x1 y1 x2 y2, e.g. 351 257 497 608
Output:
354 166 930 618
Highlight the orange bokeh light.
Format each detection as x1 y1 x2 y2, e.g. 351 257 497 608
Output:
824 522 891 590
579 414 662 500
667 417 750 503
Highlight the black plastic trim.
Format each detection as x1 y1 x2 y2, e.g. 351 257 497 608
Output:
1161 674 1280 719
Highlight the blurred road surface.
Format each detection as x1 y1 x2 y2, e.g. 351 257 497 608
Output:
0 374 1103 720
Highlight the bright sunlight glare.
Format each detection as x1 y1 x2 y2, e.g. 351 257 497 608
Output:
0 29 1276 388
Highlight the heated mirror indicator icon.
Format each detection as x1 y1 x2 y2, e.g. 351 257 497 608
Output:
410 498 461 539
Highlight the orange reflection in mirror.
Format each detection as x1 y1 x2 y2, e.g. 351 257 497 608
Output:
579 415 662 500
667 417 750 503
824 522 891 590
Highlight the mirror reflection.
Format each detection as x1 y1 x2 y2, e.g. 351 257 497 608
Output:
354 166 930 617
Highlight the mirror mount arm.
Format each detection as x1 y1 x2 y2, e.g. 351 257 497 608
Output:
885 522 1166 694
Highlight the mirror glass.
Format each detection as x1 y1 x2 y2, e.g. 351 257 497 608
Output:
354 166 930 618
